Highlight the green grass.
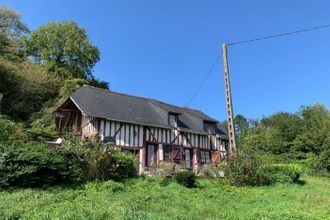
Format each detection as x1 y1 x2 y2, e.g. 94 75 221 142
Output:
0 175 329 220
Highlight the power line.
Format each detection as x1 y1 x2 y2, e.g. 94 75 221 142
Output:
228 24 330 46
186 55 220 106
186 24 330 106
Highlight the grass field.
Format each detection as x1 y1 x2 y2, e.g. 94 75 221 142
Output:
0 175 329 220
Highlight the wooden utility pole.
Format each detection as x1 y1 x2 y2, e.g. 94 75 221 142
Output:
222 43 237 153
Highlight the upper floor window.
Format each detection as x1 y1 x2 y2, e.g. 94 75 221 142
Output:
203 120 216 134
169 113 178 127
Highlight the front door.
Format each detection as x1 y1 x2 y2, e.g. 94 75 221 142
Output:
146 144 157 167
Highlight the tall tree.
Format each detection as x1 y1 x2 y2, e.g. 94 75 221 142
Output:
23 21 99 79
0 6 29 60
234 114 249 149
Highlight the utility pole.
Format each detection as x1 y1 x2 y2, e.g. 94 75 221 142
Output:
222 43 237 153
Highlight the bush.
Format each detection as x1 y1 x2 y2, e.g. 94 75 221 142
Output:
174 171 197 188
226 154 259 186
226 154 302 186
270 164 302 183
55 137 92 183
0 115 22 144
0 142 65 188
88 146 137 181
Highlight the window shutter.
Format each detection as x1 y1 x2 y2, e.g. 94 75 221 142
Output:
196 148 201 163
173 147 181 162
212 151 220 164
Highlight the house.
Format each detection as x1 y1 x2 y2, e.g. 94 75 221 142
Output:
54 85 229 174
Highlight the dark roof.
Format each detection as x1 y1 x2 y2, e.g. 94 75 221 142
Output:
69 85 227 138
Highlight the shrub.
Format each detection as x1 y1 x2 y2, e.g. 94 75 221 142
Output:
174 171 197 188
0 115 22 143
271 164 302 183
226 154 259 186
88 146 138 181
226 154 302 186
0 142 65 188
55 137 92 183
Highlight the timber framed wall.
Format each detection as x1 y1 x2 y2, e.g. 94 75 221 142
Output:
98 118 227 151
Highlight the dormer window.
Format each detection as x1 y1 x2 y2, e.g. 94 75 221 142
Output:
169 113 178 127
203 120 216 134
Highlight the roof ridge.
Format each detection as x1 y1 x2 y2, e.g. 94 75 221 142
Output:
81 85 205 114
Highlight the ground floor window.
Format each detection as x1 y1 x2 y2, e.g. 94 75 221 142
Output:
200 150 211 163
122 148 139 155
184 148 192 169
163 145 181 163
146 144 156 167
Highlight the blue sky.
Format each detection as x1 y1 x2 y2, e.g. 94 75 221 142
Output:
3 0 330 121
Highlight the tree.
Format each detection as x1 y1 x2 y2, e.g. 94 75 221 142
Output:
0 6 29 60
293 104 330 156
0 58 60 121
24 21 99 79
234 114 249 149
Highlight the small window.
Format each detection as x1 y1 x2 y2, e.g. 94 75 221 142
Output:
169 113 178 127
163 145 181 163
163 145 172 162
200 150 211 163
203 121 216 134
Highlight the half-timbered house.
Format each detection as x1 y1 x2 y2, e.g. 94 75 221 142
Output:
54 85 229 174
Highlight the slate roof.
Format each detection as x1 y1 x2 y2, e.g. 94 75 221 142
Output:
68 85 227 138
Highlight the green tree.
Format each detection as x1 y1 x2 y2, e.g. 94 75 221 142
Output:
0 58 60 120
294 104 330 156
234 114 249 150
24 21 99 79
0 6 29 60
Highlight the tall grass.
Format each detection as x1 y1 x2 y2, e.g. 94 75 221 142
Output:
0 175 329 220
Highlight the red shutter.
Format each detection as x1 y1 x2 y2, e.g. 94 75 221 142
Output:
212 151 220 165
173 147 182 162
196 148 201 163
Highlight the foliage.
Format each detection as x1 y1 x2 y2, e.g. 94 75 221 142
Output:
226 154 260 186
0 115 17 143
271 164 302 183
23 21 100 79
0 58 60 120
88 145 138 181
234 114 249 149
0 175 329 219
55 136 93 183
226 154 302 186
0 6 29 61
316 142 330 171
197 165 224 178
0 142 65 188
174 171 197 188
239 104 330 172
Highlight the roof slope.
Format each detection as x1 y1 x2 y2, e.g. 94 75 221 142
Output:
70 85 227 137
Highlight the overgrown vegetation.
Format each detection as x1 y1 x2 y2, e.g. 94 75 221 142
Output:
228 104 330 173
0 175 329 219
225 154 302 186
0 5 329 219
0 135 137 188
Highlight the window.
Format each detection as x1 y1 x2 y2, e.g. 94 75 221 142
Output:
169 113 178 127
163 145 172 161
163 145 181 163
147 144 155 167
122 149 139 155
203 121 216 134
200 150 211 163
